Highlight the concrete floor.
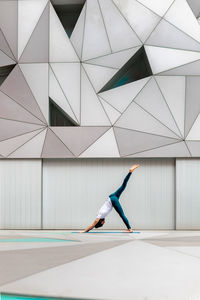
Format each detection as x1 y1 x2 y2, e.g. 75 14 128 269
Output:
1 230 200 300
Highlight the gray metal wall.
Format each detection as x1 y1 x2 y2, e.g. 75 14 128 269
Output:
2 158 200 230
0 159 42 229
43 158 175 229
176 159 200 229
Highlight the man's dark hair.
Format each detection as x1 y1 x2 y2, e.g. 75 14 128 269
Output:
95 218 105 228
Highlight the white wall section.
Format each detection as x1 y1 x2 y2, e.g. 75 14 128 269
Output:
176 159 200 229
43 158 175 229
0 159 42 229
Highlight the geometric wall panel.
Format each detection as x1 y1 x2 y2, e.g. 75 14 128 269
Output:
20 64 49 123
113 0 161 42
146 19 200 52
164 0 200 44
99 77 150 113
42 129 74 158
0 28 15 61
129 141 191 157
1 0 200 158
155 76 185 137
0 65 47 125
9 128 47 158
0 129 45 157
134 77 182 138
18 0 48 59
114 127 179 156
84 47 141 69
0 0 18 60
186 0 200 17
136 0 174 17
19 2 49 63
49 66 78 125
81 0 111 61
80 128 120 157
70 3 86 59
51 126 110 157
98 0 142 53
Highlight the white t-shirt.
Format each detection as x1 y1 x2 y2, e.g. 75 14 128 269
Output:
96 198 113 219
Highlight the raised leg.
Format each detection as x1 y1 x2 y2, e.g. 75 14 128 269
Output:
109 172 132 199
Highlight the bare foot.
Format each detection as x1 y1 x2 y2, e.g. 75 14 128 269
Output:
129 164 140 173
124 229 134 233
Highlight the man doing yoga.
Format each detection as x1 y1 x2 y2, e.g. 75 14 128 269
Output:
80 164 139 233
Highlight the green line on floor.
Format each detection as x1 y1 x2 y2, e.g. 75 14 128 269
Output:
1 293 91 300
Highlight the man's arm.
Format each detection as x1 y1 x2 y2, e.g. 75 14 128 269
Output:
80 218 100 233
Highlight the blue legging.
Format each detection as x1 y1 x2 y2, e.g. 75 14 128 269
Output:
109 172 132 229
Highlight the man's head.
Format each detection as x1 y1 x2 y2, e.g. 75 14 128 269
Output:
95 218 105 228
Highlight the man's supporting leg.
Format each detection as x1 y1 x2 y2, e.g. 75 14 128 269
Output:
109 172 132 199
111 197 131 229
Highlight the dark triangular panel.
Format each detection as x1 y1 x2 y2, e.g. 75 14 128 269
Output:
0 64 16 86
52 1 86 37
99 46 153 93
49 98 78 126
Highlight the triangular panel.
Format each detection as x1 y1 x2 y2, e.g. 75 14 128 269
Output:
185 77 200 137
0 0 18 59
9 128 47 158
84 47 141 69
0 129 45 157
114 127 179 156
99 97 121 125
99 0 141 52
18 0 48 59
99 46 152 92
0 51 16 67
53 2 85 38
50 63 80 123
160 59 200 75
0 29 15 60
113 0 161 42
70 3 86 59
146 19 200 52
81 67 110 126
80 128 119 157
136 0 174 17
0 90 45 125
115 102 181 139
0 65 47 124
129 141 190 157
99 77 150 113
134 77 182 138
42 129 74 158
19 2 49 63
145 46 200 74
186 113 200 140
49 98 77 126
49 3 79 62
82 0 111 61
155 76 185 137
164 0 200 43
186 141 200 157
51 126 110 157
49 67 78 124
83 63 117 92
0 64 16 86
186 0 200 17
20 64 49 124
0 119 45 142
